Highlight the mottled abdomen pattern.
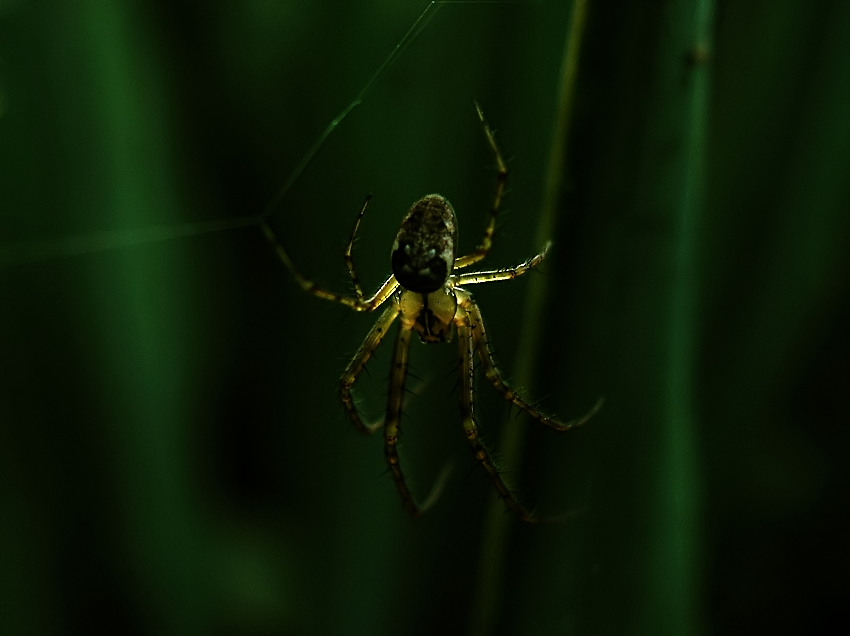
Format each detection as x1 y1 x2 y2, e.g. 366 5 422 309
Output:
391 194 458 293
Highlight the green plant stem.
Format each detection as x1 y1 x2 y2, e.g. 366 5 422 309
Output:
467 1 588 633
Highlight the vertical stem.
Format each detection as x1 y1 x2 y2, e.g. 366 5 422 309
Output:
467 1 589 633
575 1 713 632
640 2 712 631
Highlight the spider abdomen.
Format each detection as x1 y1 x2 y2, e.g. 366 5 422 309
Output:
391 194 457 293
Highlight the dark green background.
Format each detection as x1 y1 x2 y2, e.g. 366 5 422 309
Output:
2 1 848 634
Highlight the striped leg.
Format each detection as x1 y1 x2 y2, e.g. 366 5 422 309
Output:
454 102 508 270
459 292 601 431
339 302 400 434
383 323 447 517
453 242 551 287
456 311 537 523
260 205 398 312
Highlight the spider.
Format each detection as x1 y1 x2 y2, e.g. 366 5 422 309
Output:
260 103 598 522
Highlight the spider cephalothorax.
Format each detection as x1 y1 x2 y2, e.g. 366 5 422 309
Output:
261 103 599 522
398 283 457 344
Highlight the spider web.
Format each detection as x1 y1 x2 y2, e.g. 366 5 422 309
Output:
0 1 532 268
1 1 574 632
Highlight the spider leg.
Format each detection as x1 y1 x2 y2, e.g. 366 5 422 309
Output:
339 302 400 434
458 290 602 431
456 307 537 523
383 321 446 517
453 241 551 287
260 207 398 312
454 102 507 270
343 193 373 302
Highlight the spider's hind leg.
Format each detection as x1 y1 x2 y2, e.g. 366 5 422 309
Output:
343 193 373 302
260 196 398 312
454 102 508 270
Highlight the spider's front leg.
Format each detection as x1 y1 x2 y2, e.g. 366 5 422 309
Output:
455 306 539 523
338 300 446 515
459 292 602 431
381 321 447 518
339 302 400 434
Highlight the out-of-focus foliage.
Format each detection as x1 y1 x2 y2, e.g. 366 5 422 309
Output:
1 1 847 634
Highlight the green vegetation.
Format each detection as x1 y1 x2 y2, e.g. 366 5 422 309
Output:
2 1 847 633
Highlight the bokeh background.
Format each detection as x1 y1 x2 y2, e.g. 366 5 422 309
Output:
2 1 848 634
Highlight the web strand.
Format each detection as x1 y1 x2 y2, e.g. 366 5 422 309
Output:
0 2 510 269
